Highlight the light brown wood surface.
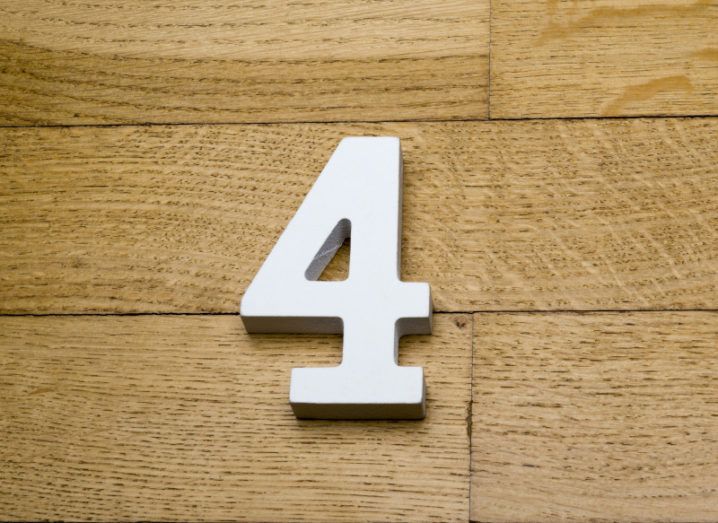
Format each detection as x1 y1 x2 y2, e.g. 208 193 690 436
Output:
2 1 718 521
490 0 718 118
471 312 718 522
2 118 717 314
0 314 471 522
0 0 488 125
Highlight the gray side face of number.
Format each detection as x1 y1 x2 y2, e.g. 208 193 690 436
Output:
240 137 432 420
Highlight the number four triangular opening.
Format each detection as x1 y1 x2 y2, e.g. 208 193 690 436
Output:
304 218 351 282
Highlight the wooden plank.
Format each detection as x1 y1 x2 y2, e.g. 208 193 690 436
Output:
1 119 717 314
0 313 471 521
490 0 718 118
0 1 488 125
471 312 718 522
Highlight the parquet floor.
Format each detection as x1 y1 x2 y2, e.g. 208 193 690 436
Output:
1 2 716 521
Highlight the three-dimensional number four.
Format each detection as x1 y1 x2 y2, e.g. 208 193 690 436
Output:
241 137 432 420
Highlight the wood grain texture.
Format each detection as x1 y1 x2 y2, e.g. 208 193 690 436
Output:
471 312 718 522
2 118 717 313
490 0 718 118
0 313 471 521
0 0 488 125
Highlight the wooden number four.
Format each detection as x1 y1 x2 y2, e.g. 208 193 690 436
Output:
241 137 432 419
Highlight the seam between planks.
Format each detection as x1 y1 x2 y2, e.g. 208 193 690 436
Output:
467 313 476 523
1 309 717 318
487 0 494 120
1 113 718 130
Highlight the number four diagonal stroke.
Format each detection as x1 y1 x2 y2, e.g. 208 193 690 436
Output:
241 137 433 419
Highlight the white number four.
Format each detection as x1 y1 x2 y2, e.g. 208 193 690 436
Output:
241 137 432 419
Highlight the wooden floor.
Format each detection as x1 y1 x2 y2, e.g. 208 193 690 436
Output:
1 1 717 522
